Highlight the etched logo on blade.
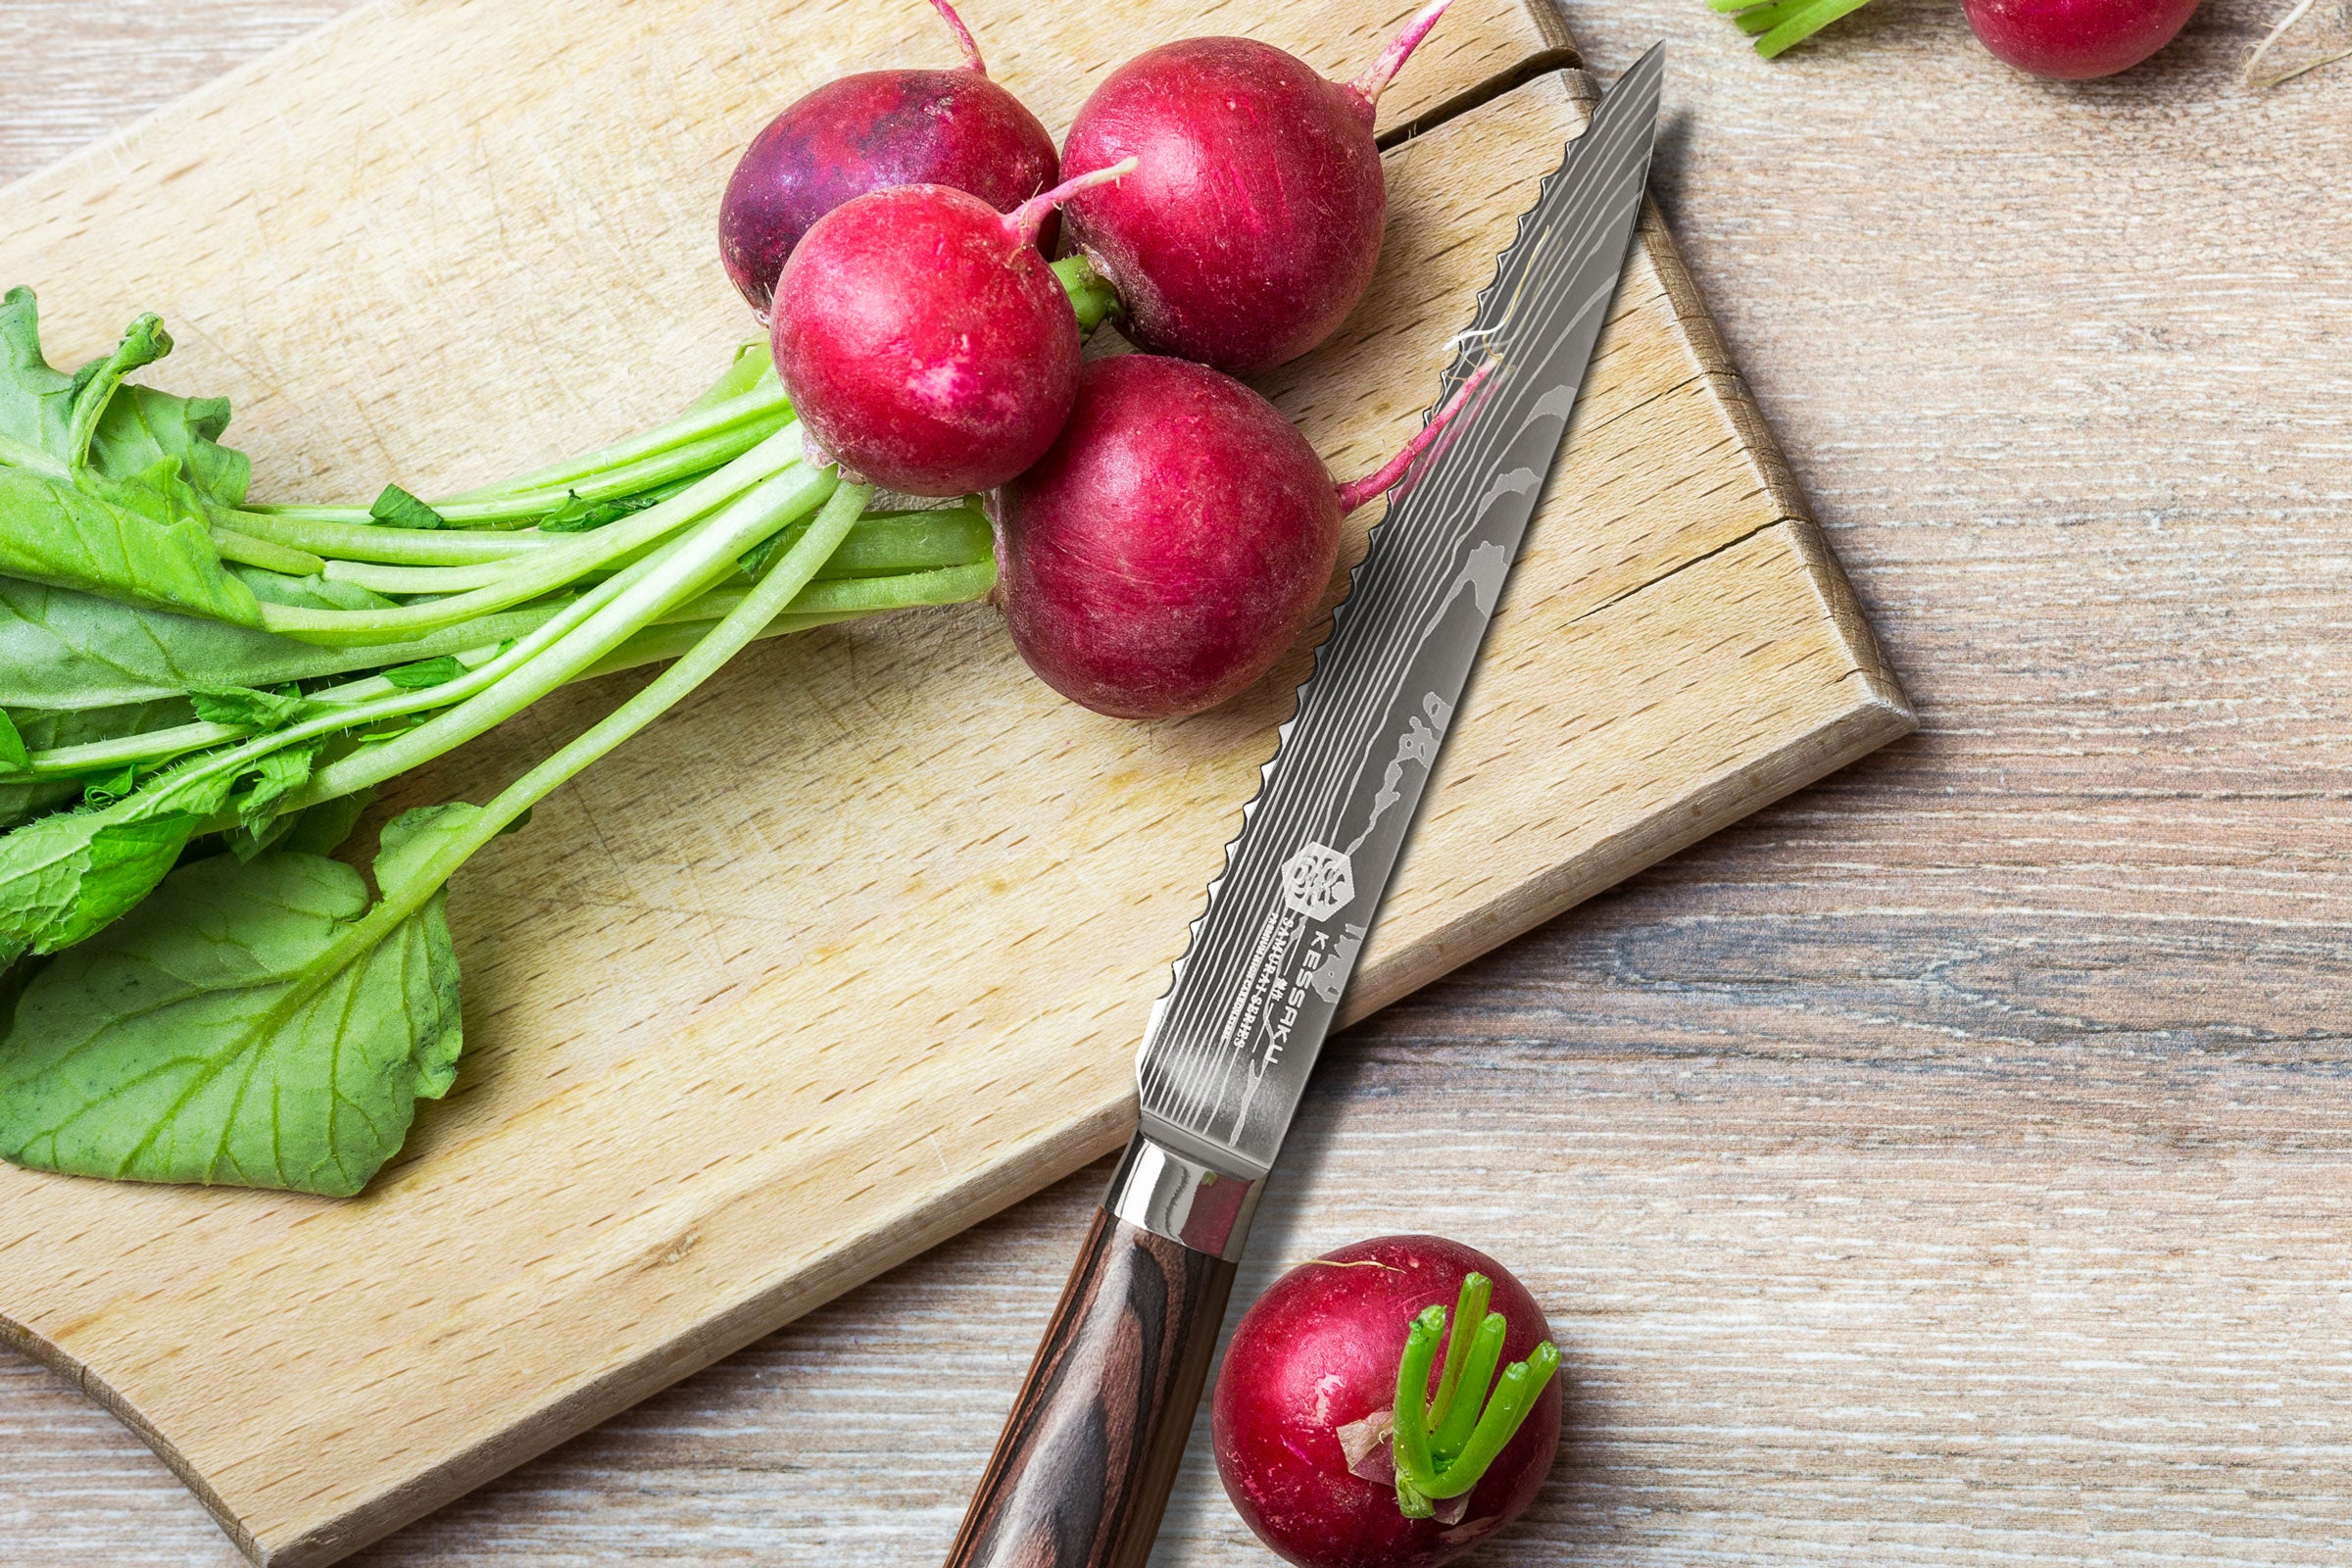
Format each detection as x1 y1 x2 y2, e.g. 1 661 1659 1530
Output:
1280 842 1355 921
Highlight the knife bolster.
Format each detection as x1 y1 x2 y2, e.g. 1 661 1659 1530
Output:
1104 1129 1264 1261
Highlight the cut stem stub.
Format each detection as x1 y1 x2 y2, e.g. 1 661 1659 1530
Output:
1389 1273 1560 1516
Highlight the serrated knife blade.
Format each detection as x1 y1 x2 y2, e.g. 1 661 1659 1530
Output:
945 48 1665 1568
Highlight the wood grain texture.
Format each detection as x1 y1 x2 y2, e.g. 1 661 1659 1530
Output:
946 1210 1237 1568
0 0 1905 1559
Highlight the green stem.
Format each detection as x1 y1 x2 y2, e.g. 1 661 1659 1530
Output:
817 507 991 577
1425 1274 1494 1440
1750 0 1878 54
256 423 805 645
1429 1311 1507 1462
209 526 326 577
1385 1292 1561 1514
442 378 791 502
1 541 992 788
1054 254 1122 334
242 384 795 527
656 558 993 627
227 511 555 565
277 464 837 811
1415 1345 1559 1499
261 480 869 1030
1392 1305 1447 1497
319 503 988 598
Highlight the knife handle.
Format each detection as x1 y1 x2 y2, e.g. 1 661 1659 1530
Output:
944 1205 1238 1568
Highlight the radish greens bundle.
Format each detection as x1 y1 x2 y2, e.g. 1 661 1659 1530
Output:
0 288 995 1196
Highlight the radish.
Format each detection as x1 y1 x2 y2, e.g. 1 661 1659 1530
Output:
1963 0 2201 76
993 354 1488 720
1055 0 1457 375
770 162 1135 499
716 0 1058 314
1212 1236 1562 1568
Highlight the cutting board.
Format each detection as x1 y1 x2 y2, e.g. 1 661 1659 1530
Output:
0 0 1911 1562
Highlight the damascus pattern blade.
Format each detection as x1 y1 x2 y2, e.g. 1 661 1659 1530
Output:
1133 46 1666 1177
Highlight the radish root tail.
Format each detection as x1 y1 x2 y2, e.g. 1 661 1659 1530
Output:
924 0 989 74
1335 358 1497 514
2244 0 2352 84
1350 0 1461 107
1003 158 1137 248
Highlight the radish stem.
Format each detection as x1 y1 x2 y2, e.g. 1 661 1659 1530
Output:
1387 1285 1561 1512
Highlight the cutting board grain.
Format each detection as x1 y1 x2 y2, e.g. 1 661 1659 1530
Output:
0 1 1906 1563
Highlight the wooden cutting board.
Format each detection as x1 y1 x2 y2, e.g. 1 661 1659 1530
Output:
0 0 1911 1562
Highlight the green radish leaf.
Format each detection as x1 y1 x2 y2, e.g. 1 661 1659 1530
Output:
539 491 595 531
189 683 314 732
382 655 466 690
0 289 246 504
540 490 661 535
0 579 557 715
231 564 396 613
0 286 87 462
0 806 208 965
230 737 326 839
80 764 137 807
0 466 264 625
0 710 25 773
279 786 375 858
0 762 239 964
190 683 314 731
226 810 298 862
85 378 250 510
368 484 447 530
0 829 465 1197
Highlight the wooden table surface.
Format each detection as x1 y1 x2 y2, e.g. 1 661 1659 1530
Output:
5 0 2348 1563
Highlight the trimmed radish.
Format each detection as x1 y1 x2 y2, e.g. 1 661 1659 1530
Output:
993 354 1488 720
1964 0 2201 76
771 162 1136 499
1055 0 1456 374
716 0 1058 314
1212 1236 1561 1568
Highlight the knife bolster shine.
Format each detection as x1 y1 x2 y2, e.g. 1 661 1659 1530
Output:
1104 1125 1267 1261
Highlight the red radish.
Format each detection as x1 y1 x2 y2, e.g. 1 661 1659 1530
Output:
1963 0 2200 76
716 0 1058 314
994 354 1489 720
1212 1236 1562 1568
771 163 1136 499
1055 0 1458 375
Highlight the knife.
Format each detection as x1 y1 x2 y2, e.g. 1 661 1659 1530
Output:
944 45 1666 1568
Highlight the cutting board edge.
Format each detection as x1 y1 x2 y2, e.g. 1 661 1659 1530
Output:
132 1096 1145 1568
1343 538 1916 1024
1 1308 269 1564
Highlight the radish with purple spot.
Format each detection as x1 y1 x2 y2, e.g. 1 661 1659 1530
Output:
716 0 1059 315
1212 1235 1562 1568
1055 0 1460 374
770 161 1135 498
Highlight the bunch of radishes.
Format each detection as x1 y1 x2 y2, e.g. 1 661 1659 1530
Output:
715 0 1477 721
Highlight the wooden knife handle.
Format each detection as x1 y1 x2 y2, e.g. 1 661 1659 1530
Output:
944 1206 1239 1568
